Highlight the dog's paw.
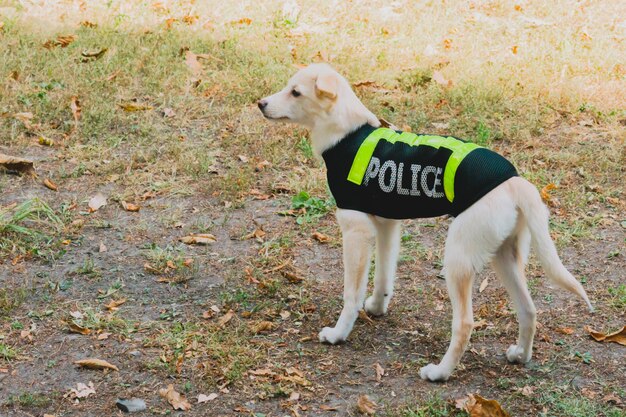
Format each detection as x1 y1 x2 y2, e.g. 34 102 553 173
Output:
364 296 387 316
318 327 347 345
506 344 531 364
419 363 451 382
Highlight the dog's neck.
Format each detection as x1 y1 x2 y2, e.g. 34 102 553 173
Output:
309 93 380 157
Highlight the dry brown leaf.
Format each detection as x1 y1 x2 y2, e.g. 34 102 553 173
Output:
249 368 275 376
457 394 510 417
80 21 97 28
479 278 489 293
312 231 330 243
585 325 626 345
105 298 127 311
320 404 338 411
74 358 119 371
43 178 58 191
353 80 382 88
118 102 153 112
43 34 76 49
159 384 191 411
359 309 375 325
556 327 575 335
217 310 234 327
356 395 377 415
121 201 140 212
185 50 202 76
233 17 252 25
99 242 107 252
540 183 557 203
251 320 273 334
197 393 218 403
179 233 217 245
67 381 95 399
375 363 385 382
88 193 107 212
0 153 35 176
81 48 107 59
68 321 91 335
70 96 81 126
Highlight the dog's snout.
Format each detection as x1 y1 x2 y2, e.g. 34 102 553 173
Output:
257 99 268 111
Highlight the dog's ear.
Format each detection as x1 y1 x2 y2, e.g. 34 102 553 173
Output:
315 73 338 100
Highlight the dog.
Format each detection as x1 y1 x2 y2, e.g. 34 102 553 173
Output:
258 63 592 382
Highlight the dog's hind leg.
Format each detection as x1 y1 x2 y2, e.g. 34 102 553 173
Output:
492 220 536 364
319 209 375 344
420 186 519 382
365 217 401 316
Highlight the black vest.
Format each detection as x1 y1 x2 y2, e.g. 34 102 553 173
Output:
321 124 518 219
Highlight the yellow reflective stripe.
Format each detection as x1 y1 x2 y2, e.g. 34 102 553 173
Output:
346 128 480 202
442 142 479 202
347 128 397 185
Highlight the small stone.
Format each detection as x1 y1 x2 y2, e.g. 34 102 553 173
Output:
116 398 147 413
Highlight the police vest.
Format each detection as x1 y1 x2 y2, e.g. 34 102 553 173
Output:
321 124 518 219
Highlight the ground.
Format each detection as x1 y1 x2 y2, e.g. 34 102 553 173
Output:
0 1 625 416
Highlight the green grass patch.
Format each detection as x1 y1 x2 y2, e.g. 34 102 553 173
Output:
0 198 64 259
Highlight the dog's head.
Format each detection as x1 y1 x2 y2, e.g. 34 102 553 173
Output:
258 64 378 132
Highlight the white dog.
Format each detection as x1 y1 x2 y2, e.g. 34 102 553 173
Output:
258 63 592 382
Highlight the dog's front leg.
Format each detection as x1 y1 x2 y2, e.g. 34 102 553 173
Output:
319 209 375 344
365 217 401 316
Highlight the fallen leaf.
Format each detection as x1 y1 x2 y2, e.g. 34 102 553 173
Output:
88 193 107 212
80 21 97 28
375 363 385 382
185 50 202 76
97 332 111 340
70 96 81 126
251 321 273 334
352 80 382 88
43 178 58 191
43 34 76 49
556 327 575 335
68 321 91 335
359 310 375 325
356 395 377 415
0 153 35 176
74 358 119 371
457 394 510 417
540 183 557 203
159 384 191 411
67 381 95 399
585 325 626 345
320 404 339 411
312 231 330 243
118 102 153 112
243 228 266 240
217 310 234 327
179 233 217 245
197 393 218 403
121 201 140 212
249 368 275 376
289 391 300 402
233 17 252 25
105 298 127 311
99 242 107 252
80 48 107 59
163 107 176 117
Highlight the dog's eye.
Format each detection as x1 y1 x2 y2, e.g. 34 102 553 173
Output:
291 89 301 98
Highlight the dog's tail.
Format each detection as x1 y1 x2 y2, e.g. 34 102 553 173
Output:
513 177 593 312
